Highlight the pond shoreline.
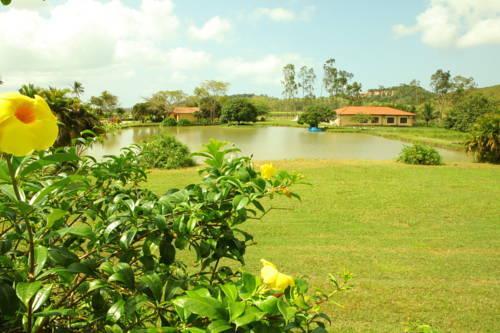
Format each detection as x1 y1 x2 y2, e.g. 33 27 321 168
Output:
115 120 467 152
92 124 469 162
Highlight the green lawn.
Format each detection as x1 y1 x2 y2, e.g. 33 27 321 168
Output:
146 160 500 333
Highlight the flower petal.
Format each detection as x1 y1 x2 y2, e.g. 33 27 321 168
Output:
0 118 36 156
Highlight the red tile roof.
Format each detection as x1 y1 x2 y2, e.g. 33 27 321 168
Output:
172 107 199 114
335 106 416 116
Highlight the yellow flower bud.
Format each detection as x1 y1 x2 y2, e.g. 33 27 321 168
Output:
260 259 294 291
260 163 277 180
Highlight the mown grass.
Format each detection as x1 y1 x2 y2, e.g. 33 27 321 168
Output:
146 160 500 333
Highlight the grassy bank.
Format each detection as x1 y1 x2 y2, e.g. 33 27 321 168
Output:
146 160 500 332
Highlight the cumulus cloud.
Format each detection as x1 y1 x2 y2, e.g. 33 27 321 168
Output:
0 0 181 72
393 0 500 48
218 54 305 85
188 16 231 42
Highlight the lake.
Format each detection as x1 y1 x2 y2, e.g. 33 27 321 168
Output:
88 126 470 162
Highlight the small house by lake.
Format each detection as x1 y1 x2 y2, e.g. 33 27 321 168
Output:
171 107 199 122
334 106 416 127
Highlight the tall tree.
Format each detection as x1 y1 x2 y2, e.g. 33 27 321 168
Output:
323 58 338 97
430 69 452 120
451 75 476 94
281 64 298 101
422 103 436 126
198 80 230 96
90 90 119 117
71 81 85 98
298 66 316 99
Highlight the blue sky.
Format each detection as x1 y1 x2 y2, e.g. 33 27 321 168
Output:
1 0 499 105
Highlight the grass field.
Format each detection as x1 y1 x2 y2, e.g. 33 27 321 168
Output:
146 160 500 333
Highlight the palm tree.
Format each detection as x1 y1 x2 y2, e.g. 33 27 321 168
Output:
71 81 85 98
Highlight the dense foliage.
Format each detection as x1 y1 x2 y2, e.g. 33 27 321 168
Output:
18 84 101 146
197 97 222 123
0 140 349 332
297 105 335 128
177 119 192 127
397 144 442 165
445 94 498 131
139 135 194 169
162 118 178 127
221 98 258 124
466 113 500 163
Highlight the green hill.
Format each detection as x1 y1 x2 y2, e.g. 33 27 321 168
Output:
474 84 500 101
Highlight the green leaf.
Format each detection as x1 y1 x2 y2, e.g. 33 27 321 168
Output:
34 245 48 277
46 209 67 228
233 308 265 328
131 328 176 333
32 284 52 312
119 228 137 250
220 283 238 302
107 299 125 322
228 301 245 322
239 272 258 299
88 280 107 292
0 282 18 316
109 263 135 289
159 240 175 265
255 296 278 314
16 281 42 307
104 324 124 333
208 320 232 333
277 299 297 324
48 247 79 267
140 274 162 301
63 225 95 240
173 296 225 320
1 0 12 6
232 195 249 211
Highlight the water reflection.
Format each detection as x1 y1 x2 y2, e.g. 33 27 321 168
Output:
88 126 470 162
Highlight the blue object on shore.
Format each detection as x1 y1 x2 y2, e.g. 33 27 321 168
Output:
308 127 323 132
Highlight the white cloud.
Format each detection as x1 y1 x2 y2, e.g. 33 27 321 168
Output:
393 0 500 48
0 0 180 72
256 7 296 22
218 54 305 85
255 6 315 22
188 16 231 42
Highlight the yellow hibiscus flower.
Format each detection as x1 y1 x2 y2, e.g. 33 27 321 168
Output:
0 92 58 156
260 259 294 291
260 163 277 180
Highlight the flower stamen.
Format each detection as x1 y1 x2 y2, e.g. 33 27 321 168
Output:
15 105 36 124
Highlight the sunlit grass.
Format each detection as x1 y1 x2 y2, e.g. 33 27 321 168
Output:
146 160 500 332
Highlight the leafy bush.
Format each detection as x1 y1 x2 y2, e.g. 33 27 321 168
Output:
162 117 177 126
466 113 500 163
397 144 442 165
177 119 192 126
445 94 498 131
221 98 258 124
297 105 335 128
139 135 195 169
0 139 350 332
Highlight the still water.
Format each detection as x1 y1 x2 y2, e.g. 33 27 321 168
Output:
88 126 469 162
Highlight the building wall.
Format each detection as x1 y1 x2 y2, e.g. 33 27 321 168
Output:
173 113 197 121
337 115 414 127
